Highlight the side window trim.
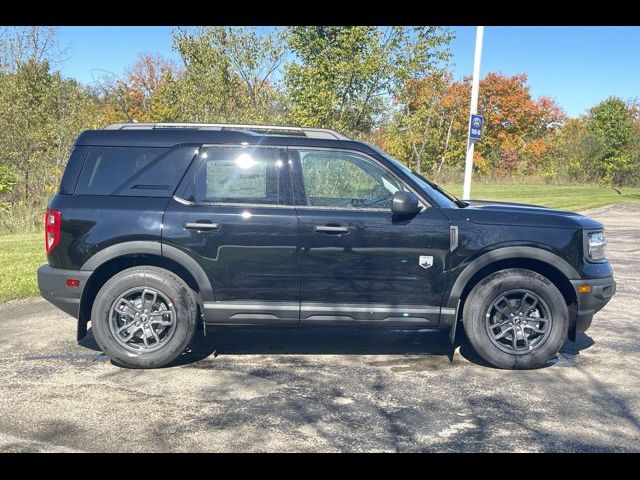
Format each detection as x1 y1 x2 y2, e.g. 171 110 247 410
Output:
187 144 294 207
287 146 428 212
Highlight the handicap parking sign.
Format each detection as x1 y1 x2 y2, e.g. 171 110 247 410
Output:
469 114 483 140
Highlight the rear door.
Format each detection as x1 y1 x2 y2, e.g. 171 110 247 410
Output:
290 147 451 326
162 144 300 324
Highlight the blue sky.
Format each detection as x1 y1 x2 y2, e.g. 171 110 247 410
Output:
56 26 640 118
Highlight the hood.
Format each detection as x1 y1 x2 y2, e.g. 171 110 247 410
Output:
459 199 603 230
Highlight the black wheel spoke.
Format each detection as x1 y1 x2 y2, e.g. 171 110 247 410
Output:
117 321 136 334
493 326 514 340
494 296 514 317
519 293 538 316
121 325 142 342
142 289 158 310
523 324 545 334
147 324 161 344
492 319 511 330
519 327 530 349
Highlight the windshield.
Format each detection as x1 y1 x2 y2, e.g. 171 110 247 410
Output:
368 147 464 208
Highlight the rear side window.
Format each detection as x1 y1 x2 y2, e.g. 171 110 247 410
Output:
194 146 289 205
74 146 197 197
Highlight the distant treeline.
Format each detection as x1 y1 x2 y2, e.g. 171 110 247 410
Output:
1 26 639 232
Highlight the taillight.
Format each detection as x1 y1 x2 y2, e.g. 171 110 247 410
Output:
45 209 61 256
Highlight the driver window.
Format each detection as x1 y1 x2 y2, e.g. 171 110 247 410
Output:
299 150 402 209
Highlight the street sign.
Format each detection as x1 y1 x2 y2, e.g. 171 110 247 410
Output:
469 114 484 141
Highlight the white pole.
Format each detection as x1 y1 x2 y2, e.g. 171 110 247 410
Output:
462 26 484 200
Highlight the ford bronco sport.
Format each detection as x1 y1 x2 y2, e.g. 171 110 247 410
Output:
37 123 616 369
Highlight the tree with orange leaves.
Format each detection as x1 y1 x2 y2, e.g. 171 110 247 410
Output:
93 53 178 124
374 72 565 180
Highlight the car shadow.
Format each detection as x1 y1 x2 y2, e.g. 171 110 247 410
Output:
457 329 596 369
81 325 453 367
79 325 596 369
171 325 455 367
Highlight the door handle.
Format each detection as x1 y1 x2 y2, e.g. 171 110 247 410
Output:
184 222 220 231
314 225 350 234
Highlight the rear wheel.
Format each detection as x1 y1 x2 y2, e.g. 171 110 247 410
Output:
91 266 198 368
462 268 568 369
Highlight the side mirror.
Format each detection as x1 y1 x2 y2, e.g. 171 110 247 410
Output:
392 191 421 214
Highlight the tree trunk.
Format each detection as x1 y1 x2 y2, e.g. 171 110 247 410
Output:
435 117 454 181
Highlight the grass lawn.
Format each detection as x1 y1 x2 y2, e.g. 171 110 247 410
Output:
0 232 45 303
1 183 640 303
442 182 640 211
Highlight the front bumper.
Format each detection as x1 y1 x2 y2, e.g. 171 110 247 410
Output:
37 264 92 319
570 276 616 332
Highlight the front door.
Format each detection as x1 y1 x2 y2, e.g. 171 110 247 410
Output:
163 144 300 324
289 147 451 326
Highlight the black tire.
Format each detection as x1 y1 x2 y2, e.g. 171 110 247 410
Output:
462 268 568 369
91 266 198 369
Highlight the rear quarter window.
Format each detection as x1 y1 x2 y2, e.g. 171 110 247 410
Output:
59 146 89 195
74 146 197 197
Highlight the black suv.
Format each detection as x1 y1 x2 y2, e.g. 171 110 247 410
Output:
37 123 616 369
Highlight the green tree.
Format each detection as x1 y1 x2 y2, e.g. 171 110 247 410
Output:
284 26 453 136
586 96 638 185
158 26 286 123
0 27 95 231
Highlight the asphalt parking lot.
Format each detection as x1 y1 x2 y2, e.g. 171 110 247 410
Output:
0 204 639 452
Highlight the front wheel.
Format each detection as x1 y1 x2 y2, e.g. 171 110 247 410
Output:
91 266 198 368
462 268 569 369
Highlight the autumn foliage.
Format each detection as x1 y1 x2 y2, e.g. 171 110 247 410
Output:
1 26 640 233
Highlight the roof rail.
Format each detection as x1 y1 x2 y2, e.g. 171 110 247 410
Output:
103 122 351 140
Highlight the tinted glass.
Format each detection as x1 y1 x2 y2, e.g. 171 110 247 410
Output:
195 146 288 205
366 144 458 208
59 146 89 195
298 149 402 209
112 145 198 197
75 146 168 196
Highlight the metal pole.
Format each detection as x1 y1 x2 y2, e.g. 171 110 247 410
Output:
462 26 484 200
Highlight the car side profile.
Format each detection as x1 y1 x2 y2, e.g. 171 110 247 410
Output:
37 123 616 369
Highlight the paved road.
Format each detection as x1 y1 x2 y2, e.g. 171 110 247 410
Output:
1 205 639 452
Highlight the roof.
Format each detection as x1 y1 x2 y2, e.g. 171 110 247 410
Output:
103 122 350 140
74 123 374 154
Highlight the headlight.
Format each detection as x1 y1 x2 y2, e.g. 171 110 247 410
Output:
587 231 607 261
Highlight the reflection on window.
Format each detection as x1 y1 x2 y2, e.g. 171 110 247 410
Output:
299 150 401 209
197 147 285 205
76 147 167 195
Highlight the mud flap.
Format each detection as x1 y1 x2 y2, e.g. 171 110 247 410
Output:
447 299 461 362
568 325 576 343
567 303 577 342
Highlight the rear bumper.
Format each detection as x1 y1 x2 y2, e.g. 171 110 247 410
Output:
37 264 92 319
571 276 616 332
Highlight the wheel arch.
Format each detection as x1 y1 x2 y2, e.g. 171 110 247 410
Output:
77 242 213 340
445 247 579 328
